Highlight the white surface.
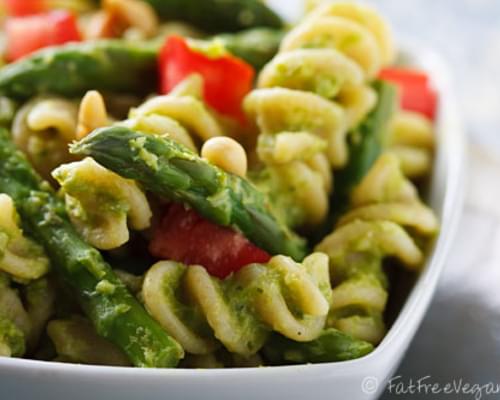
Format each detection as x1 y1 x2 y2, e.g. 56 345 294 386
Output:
0 44 466 400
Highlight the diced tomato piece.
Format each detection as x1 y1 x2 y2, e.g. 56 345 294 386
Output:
4 0 45 16
400 83 438 121
149 203 271 279
159 35 255 124
379 68 430 86
379 67 438 120
6 10 82 61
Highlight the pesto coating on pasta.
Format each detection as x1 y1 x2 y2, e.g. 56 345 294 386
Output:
0 129 184 368
71 126 308 261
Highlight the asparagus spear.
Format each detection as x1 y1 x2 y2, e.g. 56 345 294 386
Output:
0 129 184 368
71 127 308 261
263 329 374 364
143 0 283 33
215 28 285 71
0 40 158 100
0 28 282 100
333 81 398 203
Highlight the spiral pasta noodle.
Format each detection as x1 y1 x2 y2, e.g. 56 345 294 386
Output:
244 2 394 227
12 96 79 180
0 194 50 282
0 272 55 357
54 77 226 250
316 153 438 344
0 194 54 356
52 157 152 250
386 110 435 179
142 253 332 357
123 74 224 153
47 316 130 366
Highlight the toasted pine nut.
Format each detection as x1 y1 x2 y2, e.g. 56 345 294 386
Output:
201 137 248 177
77 91 108 139
84 10 125 40
104 0 159 38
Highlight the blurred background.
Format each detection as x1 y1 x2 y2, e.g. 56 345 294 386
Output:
372 3 500 399
271 1 500 398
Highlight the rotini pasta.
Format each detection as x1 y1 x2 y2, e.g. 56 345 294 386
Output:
142 253 331 357
12 96 79 180
0 273 56 357
52 157 152 250
0 194 50 282
386 110 435 179
0 315 25 357
123 74 224 152
0 0 442 370
47 316 131 366
0 274 28 357
244 2 394 228
316 153 438 344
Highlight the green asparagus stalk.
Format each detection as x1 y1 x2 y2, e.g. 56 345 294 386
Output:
0 129 184 368
333 81 398 202
263 329 374 364
143 0 283 33
71 127 308 261
215 28 285 71
0 28 283 100
0 40 158 100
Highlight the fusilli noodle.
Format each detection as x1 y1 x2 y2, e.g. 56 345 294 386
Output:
386 110 435 179
142 253 331 357
12 96 79 180
316 153 438 344
123 74 224 152
47 316 130 366
0 274 28 357
52 157 152 250
245 2 394 227
0 194 50 281
0 273 55 357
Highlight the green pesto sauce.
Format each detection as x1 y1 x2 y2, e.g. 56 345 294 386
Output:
96 279 117 295
0 315 25 357
274 62 343 99
249 167 305 229
129 137 159 171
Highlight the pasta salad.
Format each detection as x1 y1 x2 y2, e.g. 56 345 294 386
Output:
0 0 438 368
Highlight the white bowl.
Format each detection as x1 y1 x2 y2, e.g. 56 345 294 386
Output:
0 42 465 400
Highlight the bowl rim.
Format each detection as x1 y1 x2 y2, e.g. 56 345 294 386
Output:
0 40 466 379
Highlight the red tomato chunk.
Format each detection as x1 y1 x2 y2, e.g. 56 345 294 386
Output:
159 35 255 124
6 10 82 61
379 67 438 120
150 203 271 279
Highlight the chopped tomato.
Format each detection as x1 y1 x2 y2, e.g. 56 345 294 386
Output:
379 68 430 86
379 67 438 120
3 0 45 16
149 203 271 279
6 10 82 61
159 35 255 124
